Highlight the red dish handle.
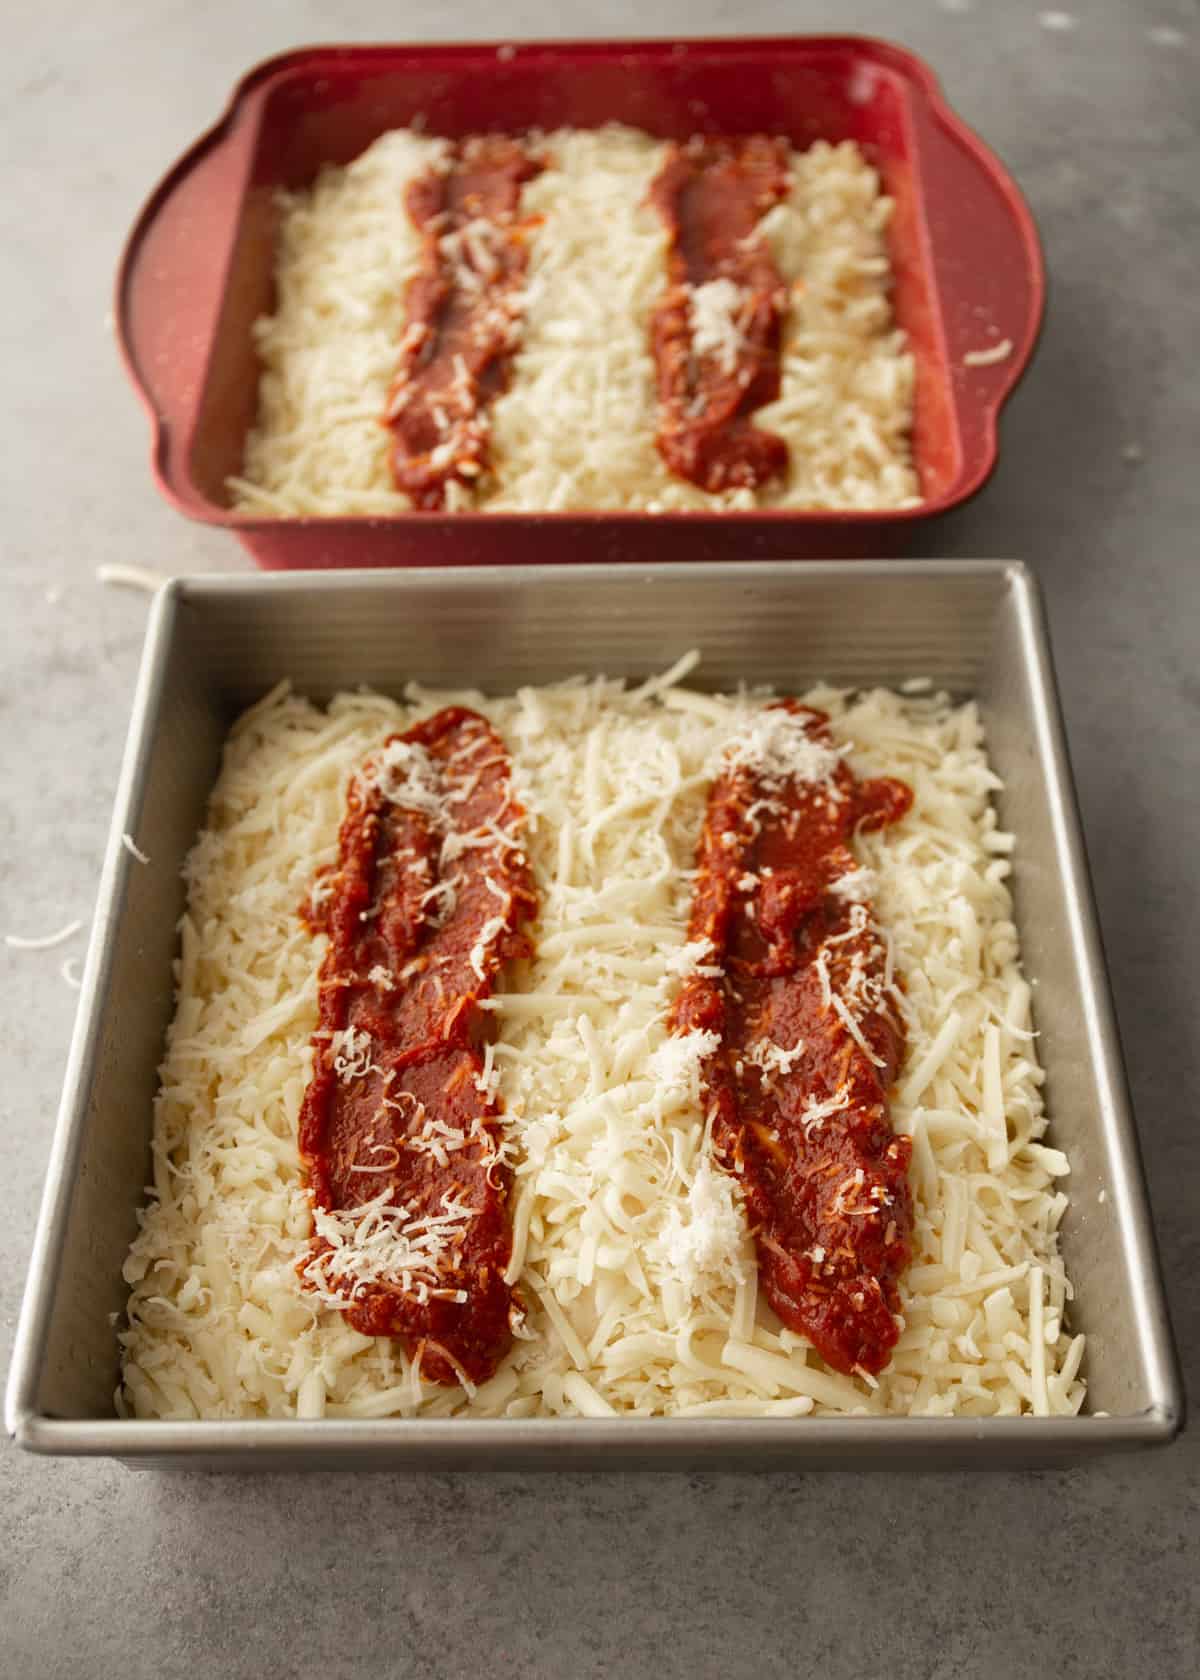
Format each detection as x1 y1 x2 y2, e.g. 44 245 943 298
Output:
114 80 264 519
904 82 1045 504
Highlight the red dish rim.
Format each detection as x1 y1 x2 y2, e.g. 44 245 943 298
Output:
115 34 1045 540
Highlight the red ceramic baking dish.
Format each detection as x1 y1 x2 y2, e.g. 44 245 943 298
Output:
116 36 1044 568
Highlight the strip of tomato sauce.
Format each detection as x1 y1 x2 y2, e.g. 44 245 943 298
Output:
384 137 543 509
671 702 915 1376
647 135 791 493
297 707 537 1388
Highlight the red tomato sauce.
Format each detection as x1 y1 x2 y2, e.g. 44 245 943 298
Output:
647 136 791 493
298 707 537 1387
671 702 915 1375
384 137 543 509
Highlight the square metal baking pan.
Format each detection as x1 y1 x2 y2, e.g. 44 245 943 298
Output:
6 562 1182 1469
116 36 1043 567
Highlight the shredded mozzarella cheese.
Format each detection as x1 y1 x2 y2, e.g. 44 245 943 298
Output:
230 130 918 515
119 669 1083 1422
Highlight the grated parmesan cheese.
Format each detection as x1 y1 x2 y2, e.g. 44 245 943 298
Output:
329 1025 379 1083
746 1038 807 1079
303 1189 477 1310
651 1160 750 1294
720 705 842 789
688 278 748 375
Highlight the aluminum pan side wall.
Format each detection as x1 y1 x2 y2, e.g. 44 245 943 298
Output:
9 563 1179 1463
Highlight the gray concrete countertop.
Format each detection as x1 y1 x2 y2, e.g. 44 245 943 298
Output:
2 2 1196 1675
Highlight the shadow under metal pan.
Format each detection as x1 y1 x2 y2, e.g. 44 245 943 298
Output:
5 563 1181 1469
115 35 1044 568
